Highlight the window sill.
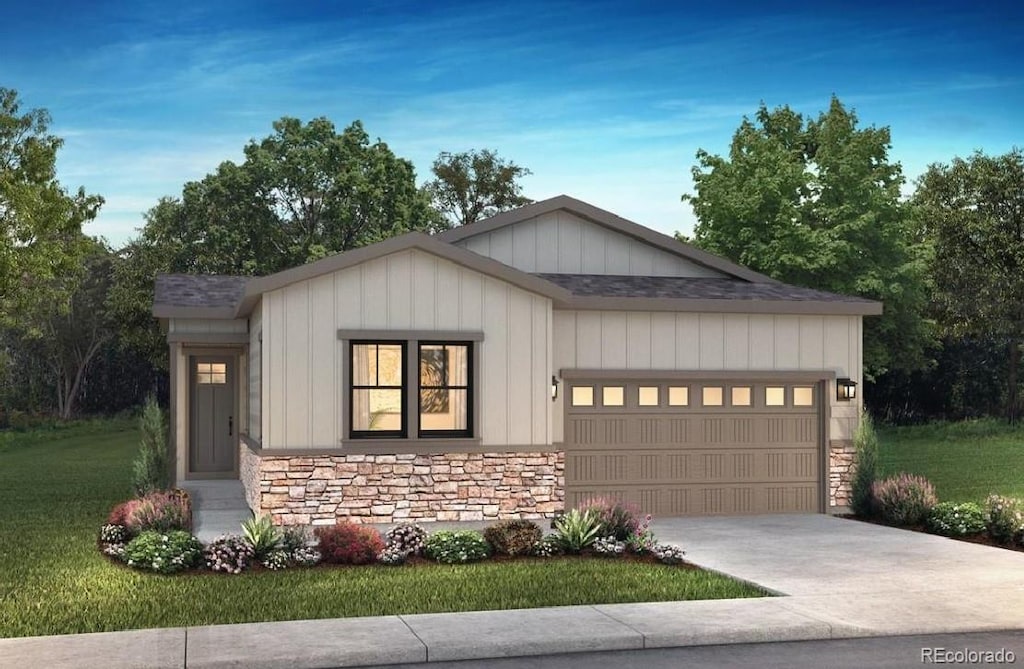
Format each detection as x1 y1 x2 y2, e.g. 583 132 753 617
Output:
339 438 483 455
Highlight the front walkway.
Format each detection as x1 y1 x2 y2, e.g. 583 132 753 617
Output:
6 514 1024 668
180 480 251 542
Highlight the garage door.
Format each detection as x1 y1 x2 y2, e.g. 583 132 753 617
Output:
563 379 824 516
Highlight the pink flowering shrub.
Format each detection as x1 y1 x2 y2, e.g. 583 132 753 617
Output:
871 474 937 526
121 490 192 535
985 495 1024 545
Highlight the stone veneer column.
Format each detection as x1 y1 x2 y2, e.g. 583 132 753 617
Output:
251 452 565 525
829 439 857 510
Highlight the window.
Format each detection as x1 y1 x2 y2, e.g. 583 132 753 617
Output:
350 342 406 437
731 386 752 406
419 343 471 438
793 386 815 407
638 386 659 406
668 386 689 406
765 387 786 407
571 386 594 406
602 386 625 406
196 362 226 384
702 386 723 407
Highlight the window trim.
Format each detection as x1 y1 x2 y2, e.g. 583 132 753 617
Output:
348 340 408 439
417 341 473 439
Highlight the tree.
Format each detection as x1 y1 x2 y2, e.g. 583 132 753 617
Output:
917 149 1024 422
425 149 532 226
683 97 933 380
110 117 443 370
0 88 103 324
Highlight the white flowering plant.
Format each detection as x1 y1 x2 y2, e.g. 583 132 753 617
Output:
204 535 256 574
532 535 563 558
123 530 202 574
926 501 986 537
592 535 626 557
289 546 322 567
985 494 1024 544
652 543 686 565
384 522 428 557
424 530 490 564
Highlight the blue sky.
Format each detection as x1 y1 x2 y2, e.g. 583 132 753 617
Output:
2 0 1021 246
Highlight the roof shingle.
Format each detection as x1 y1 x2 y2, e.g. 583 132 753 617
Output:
154 274 249 309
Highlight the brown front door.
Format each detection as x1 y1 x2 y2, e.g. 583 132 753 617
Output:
563 379 823 516
189 356 236 475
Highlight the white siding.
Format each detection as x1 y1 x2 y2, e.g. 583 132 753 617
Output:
168 318 248 334
552 311 863 443
261 249 552 449
248 301 262 442
454 210 727 278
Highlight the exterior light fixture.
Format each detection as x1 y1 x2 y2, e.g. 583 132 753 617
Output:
551 375 560 401
837 378 857 401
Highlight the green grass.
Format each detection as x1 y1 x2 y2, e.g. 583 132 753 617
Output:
0 420 764 638
878 418 1024 503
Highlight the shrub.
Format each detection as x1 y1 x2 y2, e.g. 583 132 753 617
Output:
123 530 202 574
483 519 543 556
532 535 563 558
290 546 322 567
625 513 657 554
581 498 640 541
985 494 1024 544
424 530 490 564
592 535 626 557
261 549 290 571
242 515 281 558
132 395 168 496
107 499 142 528
926 501 986 537
652 543 687 565
99 524 128 545
850 411 879 518
124 491 192 534
384 522 428 557
102 543 127 561
280 525 312 554
377 545 410 566
871 474 937 526
204 535 255 574
554 508 603 553
315 523 384 565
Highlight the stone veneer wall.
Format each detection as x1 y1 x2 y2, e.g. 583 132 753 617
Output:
243 450 565 525
829 439 856 509
239 441 262 514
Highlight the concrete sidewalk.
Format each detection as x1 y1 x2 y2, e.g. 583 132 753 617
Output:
4 515 1024 668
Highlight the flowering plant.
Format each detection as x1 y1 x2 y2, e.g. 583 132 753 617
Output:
985 494 1024 544
625 514 657 554
204 535 255 574
592 535 626 557
123 530 202 574
424 530 490 564
315 523 385 564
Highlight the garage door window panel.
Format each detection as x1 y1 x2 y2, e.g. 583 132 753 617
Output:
638 386 660 407
571 386 594 407
702 386 724 407
668 386 689 407
731 386 752 407
793 386 815 407
602 386 625 407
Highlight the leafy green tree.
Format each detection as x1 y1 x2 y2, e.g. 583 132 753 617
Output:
425 148 532 226
917 149 1024 421
0 88 103 324
110 117 443 369
683 97 932 380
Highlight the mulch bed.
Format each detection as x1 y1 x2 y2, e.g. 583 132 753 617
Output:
838 514 1024 553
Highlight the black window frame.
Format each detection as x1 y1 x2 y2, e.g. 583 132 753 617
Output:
348 340 408 439
417 341 473 439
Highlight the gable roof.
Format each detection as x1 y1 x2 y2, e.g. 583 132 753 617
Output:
436 195 779 285
231 231 573 317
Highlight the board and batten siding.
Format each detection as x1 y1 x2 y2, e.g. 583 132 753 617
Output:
454 210 726 278
260 248 552 450
248 300 262 442
168 318 248 334
552 311 863 443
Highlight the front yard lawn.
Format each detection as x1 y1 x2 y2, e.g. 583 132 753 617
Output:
0 420 764 638
878 418 1024 503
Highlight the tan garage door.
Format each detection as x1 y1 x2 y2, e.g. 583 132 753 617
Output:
564 379 824 516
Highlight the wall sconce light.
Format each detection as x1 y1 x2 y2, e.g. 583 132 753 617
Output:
837 378 857 401
551 375 560 401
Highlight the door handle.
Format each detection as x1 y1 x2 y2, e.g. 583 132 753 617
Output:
229 416 233 436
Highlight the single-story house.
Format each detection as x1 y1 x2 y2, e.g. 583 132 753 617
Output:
153 195 881 524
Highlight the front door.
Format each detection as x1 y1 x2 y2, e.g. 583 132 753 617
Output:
189 356 236 475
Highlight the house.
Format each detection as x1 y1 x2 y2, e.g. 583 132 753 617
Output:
152 195 881 524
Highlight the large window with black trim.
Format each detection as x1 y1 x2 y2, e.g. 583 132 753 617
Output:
350 342 406 438
348 339 474 440
418 342 472 438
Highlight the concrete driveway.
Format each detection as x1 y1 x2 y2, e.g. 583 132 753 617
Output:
652 514 1024 634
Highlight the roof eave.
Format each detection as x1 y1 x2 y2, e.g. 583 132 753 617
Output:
152 305 240 319
560 296 883 316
